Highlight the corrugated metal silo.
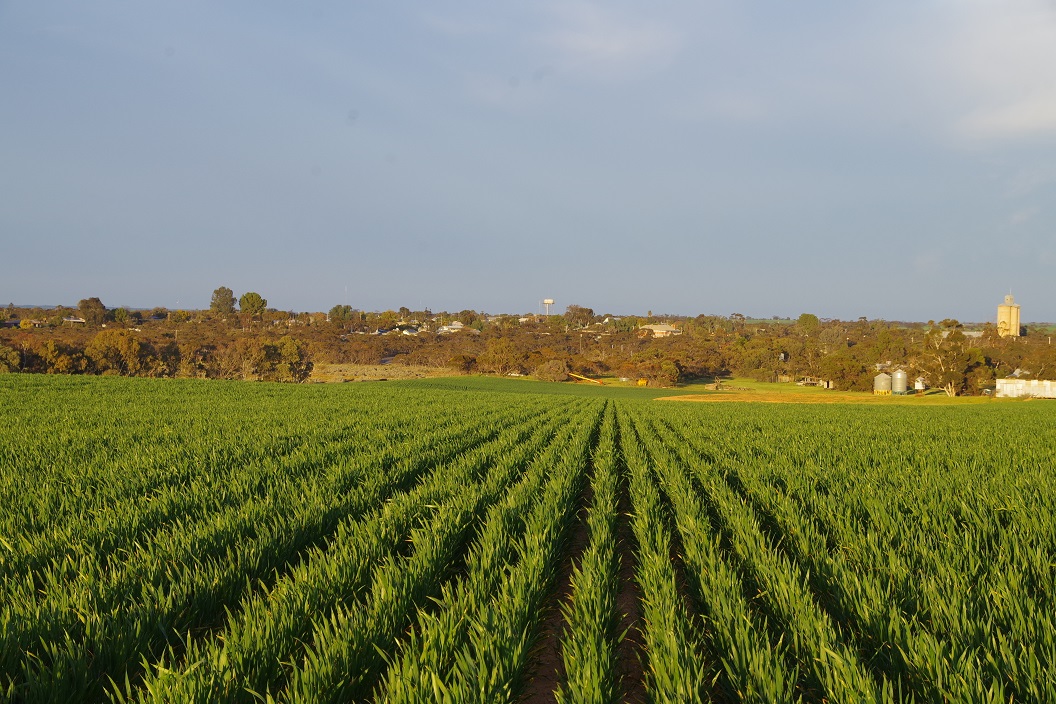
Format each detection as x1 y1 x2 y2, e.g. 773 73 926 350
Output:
873 372 892 395
891 369 908 394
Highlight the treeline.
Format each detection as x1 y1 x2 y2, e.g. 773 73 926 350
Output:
3 300 1055 394
0 325 311 382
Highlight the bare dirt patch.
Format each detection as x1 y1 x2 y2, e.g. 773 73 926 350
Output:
656 390 985 405
309 363 454 383
659 391 875 404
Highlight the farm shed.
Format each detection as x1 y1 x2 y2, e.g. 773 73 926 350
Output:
995 378 1056 399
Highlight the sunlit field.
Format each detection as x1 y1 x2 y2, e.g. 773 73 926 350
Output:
2 375 1055 702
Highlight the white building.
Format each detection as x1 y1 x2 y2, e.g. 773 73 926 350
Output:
638 323 682 338
996 378 1056 399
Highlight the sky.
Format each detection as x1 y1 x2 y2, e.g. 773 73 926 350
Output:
2 1 1055 322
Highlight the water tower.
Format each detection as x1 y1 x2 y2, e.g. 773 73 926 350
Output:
543 299 554 316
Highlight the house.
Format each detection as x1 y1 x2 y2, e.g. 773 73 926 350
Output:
797 376 834 389
638 323 682 338
437 321 466 334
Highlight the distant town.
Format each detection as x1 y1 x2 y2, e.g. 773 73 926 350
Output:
2 290 1054 397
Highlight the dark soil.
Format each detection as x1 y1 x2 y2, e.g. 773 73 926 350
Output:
518 482 594 703
614 482 647 704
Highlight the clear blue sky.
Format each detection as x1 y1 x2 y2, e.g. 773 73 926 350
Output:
3 1 1055 321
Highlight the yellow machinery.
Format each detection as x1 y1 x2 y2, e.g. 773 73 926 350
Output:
568 372 603 385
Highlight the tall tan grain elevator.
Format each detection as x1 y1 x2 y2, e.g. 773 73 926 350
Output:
997 294 1021 337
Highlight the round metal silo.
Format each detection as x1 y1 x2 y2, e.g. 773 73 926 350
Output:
873 372 892 395
891 369 908 395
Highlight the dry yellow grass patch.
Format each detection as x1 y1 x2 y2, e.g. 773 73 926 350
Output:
309 363 454 383
658 390 993 405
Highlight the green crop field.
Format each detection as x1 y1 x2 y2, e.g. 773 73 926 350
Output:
2 375 1055 703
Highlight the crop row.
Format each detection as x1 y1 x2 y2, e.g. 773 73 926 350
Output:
4 376 1056 702
620 400 1056 702
1 377 606 702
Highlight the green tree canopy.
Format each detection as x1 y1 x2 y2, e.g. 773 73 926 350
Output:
796 312 821 333
273 336 311 382
85 329 141 375
631 348 683 387
78 297 108 325
210 286 237 315
329 304 356 323
476 338 525 376
565 304 595 328
239 292 267 318
534 359 569 382
453 310 480 325
0 343 19 372
917 320 982 396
